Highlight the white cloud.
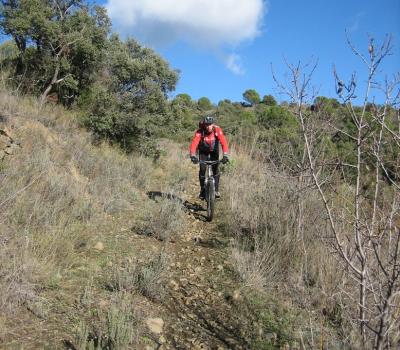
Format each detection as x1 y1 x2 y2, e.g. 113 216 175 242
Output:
225 53 245 75
106 0 265 48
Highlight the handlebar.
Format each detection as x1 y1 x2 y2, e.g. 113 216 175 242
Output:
198 160 221 165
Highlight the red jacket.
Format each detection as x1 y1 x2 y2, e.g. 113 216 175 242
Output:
190 125 229 156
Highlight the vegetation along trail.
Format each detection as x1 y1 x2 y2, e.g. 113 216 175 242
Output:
0 99 275 348
0 0 399 347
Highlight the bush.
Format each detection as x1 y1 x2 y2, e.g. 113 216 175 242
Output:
104 253 168 300
76 292 138 350
138 196 187 241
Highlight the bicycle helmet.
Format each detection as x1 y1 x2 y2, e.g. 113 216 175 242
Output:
204 115 214 124
199 115 214 129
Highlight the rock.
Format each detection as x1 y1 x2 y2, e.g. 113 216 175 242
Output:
4 147 13 155
94 241 104 251
169 279 179 291
145 344 158 350
146 317 164 334
159 335 166 344
232 290 241 301
0 127 13 138
0 135 10 149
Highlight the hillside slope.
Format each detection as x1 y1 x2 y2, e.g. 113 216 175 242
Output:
0 92 271 349
2 91 356 350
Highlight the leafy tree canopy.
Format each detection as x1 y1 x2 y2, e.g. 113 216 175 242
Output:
83 35 179 152
0 0 110 104
243 89 260 106
0 39 18 63
198 96 212 111
262 94 277 106
173 93 193 108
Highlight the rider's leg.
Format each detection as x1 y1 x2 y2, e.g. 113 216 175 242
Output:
210 152 220 197
198 153 207 198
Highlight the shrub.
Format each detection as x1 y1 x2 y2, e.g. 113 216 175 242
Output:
76 292 138 350
104 253 168 300
138 197 187 241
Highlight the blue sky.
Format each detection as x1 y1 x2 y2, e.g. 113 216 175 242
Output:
1 0 398 104
101 0 399 105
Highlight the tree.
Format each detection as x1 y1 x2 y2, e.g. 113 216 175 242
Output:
197 96 212 111
173 93 193 108
273 35 400 348
257 105 296 129
243 89 260 106
0 0 110 104
84 35 179 152
262 95 277 106
218 99 231 106
262 94 277 106
0 40 18 63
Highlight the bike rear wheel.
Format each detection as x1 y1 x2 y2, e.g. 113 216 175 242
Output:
206 181 215 221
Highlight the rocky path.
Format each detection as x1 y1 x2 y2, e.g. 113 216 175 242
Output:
153 175 250 350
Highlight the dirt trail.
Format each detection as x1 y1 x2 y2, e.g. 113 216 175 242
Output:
154 171 250 350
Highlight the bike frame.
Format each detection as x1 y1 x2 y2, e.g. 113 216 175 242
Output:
199 158 220 221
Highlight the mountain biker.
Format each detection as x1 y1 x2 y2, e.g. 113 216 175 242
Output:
189 115 229 200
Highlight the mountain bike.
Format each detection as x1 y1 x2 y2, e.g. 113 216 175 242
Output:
199 158 221 222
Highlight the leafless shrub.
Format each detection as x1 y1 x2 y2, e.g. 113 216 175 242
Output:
0 237 42 313
224 144 352 348
105 252 168 300
273 35 400 348
231 232 279 290
149 140 191 197
138 197 187 241
136 252 168 299
76 292 139 350
224 148 329 287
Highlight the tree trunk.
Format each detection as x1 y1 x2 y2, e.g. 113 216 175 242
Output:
40 59 61 106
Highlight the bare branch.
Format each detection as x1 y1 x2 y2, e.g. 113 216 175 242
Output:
0 172 45 208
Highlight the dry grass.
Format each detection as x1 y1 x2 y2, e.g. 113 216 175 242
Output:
0 237 43 313
223 144 344 287
223 146 320 284
0 88 163 347
221 144 348 348
151 139 191 196
104 252 168 300
76 292 140 350
138 196 187 241
0 85 354 348
230 232 279 291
